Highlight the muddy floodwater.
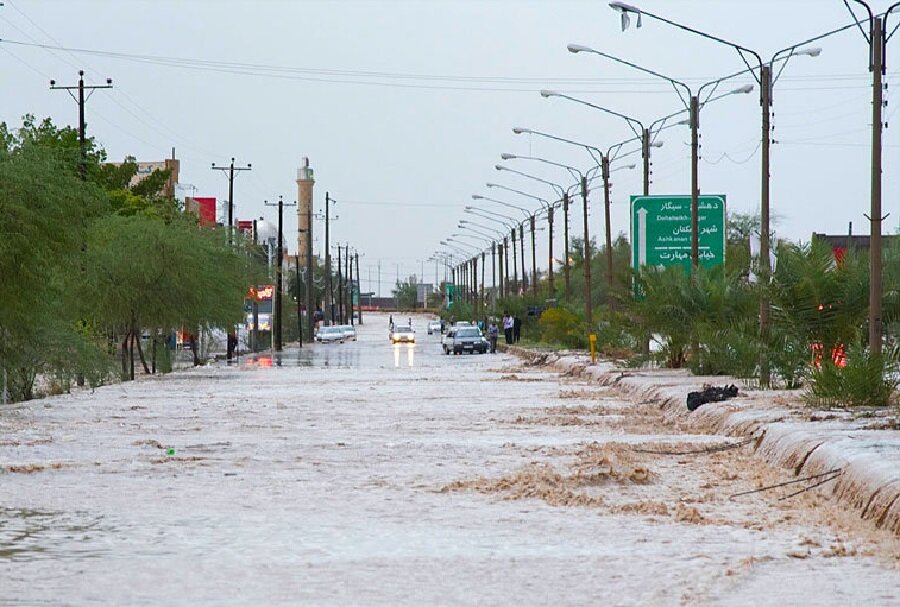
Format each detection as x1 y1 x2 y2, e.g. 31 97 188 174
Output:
1 313 898 606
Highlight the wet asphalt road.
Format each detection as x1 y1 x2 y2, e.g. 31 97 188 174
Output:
1 313 897 606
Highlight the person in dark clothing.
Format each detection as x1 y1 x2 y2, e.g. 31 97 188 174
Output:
513 316 522 343
488 321 500 354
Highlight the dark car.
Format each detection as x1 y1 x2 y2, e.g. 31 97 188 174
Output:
444 327 488 355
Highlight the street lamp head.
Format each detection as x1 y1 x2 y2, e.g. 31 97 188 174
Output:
797 47 822 58
625 164 637 170
731 84 755 95
485 182 498 188
566 43 591 54
464 206 474 211
512 127 531 135
676 119 691 126
500 153 517 160
494 165 508 172
609 2 641 31
651 140 664 148
49 79 56 86
540 89 560 98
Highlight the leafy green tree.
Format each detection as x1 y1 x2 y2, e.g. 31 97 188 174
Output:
393 278 418 309
0 127 112 398
82 214 259 377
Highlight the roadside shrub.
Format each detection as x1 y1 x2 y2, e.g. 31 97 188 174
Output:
807 345 898 408
539 308 586 349
692 321 759 381
595 320 637 359
768 330 810 389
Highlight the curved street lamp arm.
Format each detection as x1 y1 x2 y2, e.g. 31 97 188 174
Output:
611 3 763 78
542 91 643 139
844 0 873 42
460 223 503 241
569 44 692 108
474 195 531 218
505 154 585 184
515 127 604 165
486 181 550 208
459 219 505 239
465 207 518 228
495 168 561 203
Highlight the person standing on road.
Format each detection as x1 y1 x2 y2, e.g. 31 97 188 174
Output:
502 312 514 345
513 315 522 343
488 321 500 354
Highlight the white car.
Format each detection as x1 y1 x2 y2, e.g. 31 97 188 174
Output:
315 326 345 343
427 320 442 335
390 325 416 344
338 324 357 341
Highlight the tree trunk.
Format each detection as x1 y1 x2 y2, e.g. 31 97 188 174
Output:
190 332 200 367
129 331 135 381
151 331 157 375
121 333 129 378
135 328 150 375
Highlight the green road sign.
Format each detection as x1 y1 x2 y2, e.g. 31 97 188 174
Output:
446 283 457 308
631 195 726 271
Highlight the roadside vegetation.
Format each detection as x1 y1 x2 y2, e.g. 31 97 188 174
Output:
0 116 265 402
440 213 899 407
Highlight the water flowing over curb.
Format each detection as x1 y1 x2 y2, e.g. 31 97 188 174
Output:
502 345 900 536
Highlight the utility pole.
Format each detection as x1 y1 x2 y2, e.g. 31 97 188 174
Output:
530 215 537 296
355 252 363 324
325 192 334 324
295 254 303 348
503 237 510 298
511 228 518 295
690 95 700 273
211 157 252 241
563 192 571 303
491 242 497 307
305 195 315 339
212 157 252 360
50 70 113 181
581 175 593 331
519 224 526 297
336 245 344 324
760 64 772 385
265 196 296 352
346 244 354 325
869 15 885 356
602 155 614 312
481 251 486 315
547 206 555 297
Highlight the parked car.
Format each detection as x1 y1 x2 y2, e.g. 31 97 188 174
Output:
338 324 357 341
315 326 346 343
443 327 488 355
390 325 416 344
427 320 442 335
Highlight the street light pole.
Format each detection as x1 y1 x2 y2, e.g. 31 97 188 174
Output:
581 175 593 330
841 0 900 356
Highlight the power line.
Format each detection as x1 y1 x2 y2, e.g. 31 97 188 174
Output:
0 38 886 94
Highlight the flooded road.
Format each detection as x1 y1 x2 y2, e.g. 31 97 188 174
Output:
1 313 897 606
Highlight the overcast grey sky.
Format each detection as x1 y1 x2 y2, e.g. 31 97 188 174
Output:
2 0 898 294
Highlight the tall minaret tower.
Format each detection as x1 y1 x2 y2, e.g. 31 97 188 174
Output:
296 157 315 267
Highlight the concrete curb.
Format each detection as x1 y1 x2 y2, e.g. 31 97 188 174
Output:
502 345 900 536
